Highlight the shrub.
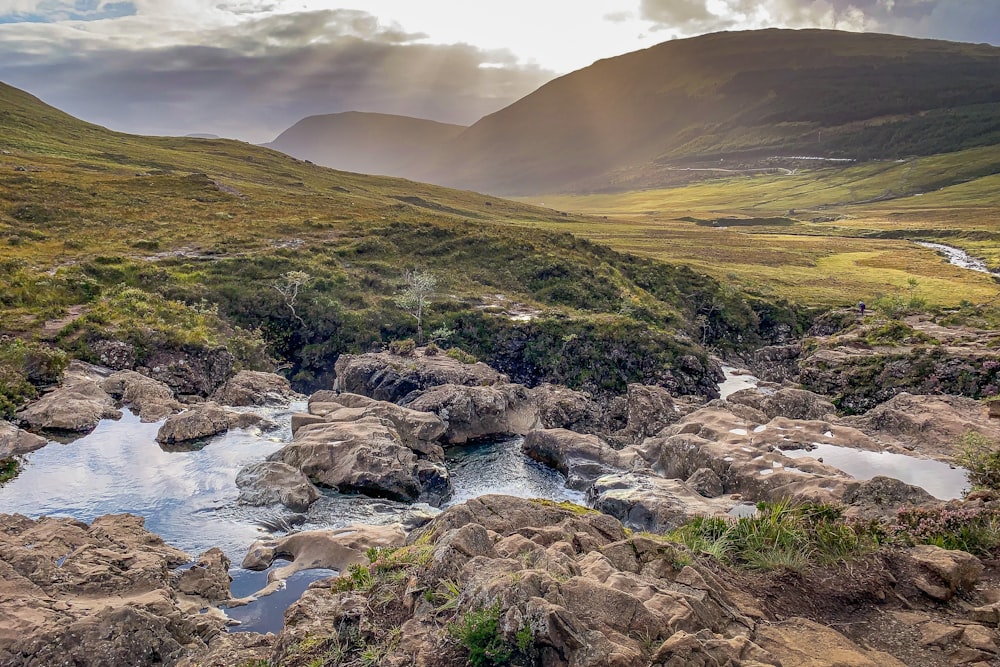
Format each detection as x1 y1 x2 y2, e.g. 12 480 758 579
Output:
891 505 1000 556
0 338 68 419
388 339 416 356
0 458 19 485
449 602 512 667
446 347 478 364
955 430 1000 491
424 341 440 356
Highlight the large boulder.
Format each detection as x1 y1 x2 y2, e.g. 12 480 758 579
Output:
155 402 230 445
609 383 681 445
16 380 121 432
522 428 628 490
528 383 605 433
587 472 735 532
0 420 47 459
236 461 322 512
275 417 450 504
908 544 983 602
0 513 226 667
307 391 445 454
101 370 181 422
177 547 231 603
333 350 506 403
404 383 541 444
728 386 837 421
138 346 234 397
211 370 297 407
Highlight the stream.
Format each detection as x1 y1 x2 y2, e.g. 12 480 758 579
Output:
916 241 1000 277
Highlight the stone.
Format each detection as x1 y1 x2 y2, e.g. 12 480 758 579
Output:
909 545 983 600
155 402 230 445
309 392 446 453
177 547 231 603
728 386 837 421
236 461 322 511
529 382 604 433
686 467 725 497
139 346 234 397
755 617 908 667
333 350 506 403
404 383 540 444
587 472 734 533
0 420 47 459
522 428 625 490
16 380 121 432
211 370 297 406
960 625 998 653
612 383 680 444
919 622 963 647
100 370 181 422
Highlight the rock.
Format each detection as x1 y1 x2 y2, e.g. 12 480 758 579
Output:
0 419 47 459
226 411 279 431
156 402 230 445
404 383 540 444
909 544 983 601
728 386 837 421
587 472 734 532
236 461 322 511
529 382 604 433
686 467 725 497
918 621 963 647
177 547 231 603
960 625 999 653
333 350 506 403
91 339 136 370
755 616 909 666
276 418 450 504
971 602 1000 626
844 476 936 517
308 392 445 454
16 379 121 432
0 513 225 667
211 370 297 406
241 524 406 597
750 343 802 383
612 383 680 444
139 346 234 397
522 428 627 490
101 370 181 422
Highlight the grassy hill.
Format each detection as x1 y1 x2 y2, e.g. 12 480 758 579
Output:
0 81 796 413
263 112 466 180
417 29 1000 195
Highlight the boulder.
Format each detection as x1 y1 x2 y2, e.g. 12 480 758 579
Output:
275 418 450 504
333 350 506 403
728 386 837 421
177 547 231 603
755 617 908 667
612 383 680 444
307 392 445 454
211 370 297 407
909 544 983 601
587 473 735 533
236 461 322 511
750 343 802 383
100 370 181 422
155 402 229 445
0 420 47 459
139 346 234 397
686 467 725 498
404 383 541 444
0 513 226 667
522 428 627 490
528 383 604 433
16 380 121 432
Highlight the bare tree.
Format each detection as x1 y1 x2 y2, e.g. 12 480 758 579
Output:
272 270 311 328
395 270 437 344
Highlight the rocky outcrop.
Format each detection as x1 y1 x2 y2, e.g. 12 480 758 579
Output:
236 461 322 512
728 386 837 421
307 391 446 454
177 547 231 603
528 382 604 433
607 383 681 445
750 343 802 383
522 428 629 490
155 402 229 445
211 370 297 406
587 472 735 532
101 370 182 422
404 383 541 444
0 513 226 667
333 350 505 403
0 419 47 459
908 544 983 602
754 617 908 667
139 345 234 397
16 379 121 432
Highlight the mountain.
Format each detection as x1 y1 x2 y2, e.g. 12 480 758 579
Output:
415 29 1000 195
264 112 466 178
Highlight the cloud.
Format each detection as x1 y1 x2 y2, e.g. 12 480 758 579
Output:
638 0 1000 44
0 0 137 23
0 8 553 141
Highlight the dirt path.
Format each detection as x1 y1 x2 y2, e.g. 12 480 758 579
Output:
38 305 87 340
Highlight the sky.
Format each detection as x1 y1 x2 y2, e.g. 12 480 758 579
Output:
1 0 999 142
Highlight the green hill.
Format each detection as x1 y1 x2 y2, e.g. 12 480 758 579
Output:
0 81 793 411
418 29 1000 195
263 112 466 179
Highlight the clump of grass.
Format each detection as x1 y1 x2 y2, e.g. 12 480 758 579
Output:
0 458 20 485
445 347 478 364
0 337 67 418
955 430 1000 491
668 500 883 571
388 338 416 356
449 602 512 667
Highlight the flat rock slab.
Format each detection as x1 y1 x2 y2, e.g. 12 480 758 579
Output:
16 380 121 433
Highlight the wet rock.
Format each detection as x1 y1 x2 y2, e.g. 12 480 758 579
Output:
333 350 505 403
139 346 234 397
16 379 121 432
177 547 231 603
156 402 229 445
728 386 837 421
236 461 322 511
522 428 627 490
212 370 297 407
101 370 181 422
529 382 604 433
0 419 47 459
587 472 734 532
404 383 540 444
0 513 224 667
226 411 279 431
909 544 983 601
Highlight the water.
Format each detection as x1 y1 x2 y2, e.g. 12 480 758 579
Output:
780 444 969 500
917 242 999 277
227 567 338 634
718 366 760 400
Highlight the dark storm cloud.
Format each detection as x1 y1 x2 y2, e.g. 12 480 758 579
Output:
639 0 1000 45
0 9 553 141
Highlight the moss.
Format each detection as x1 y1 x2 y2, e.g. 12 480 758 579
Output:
529 498 601 515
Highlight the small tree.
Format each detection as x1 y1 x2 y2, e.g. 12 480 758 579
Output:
395 270 436 344
272 270 311 328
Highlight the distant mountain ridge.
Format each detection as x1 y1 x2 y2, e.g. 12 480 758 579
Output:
263 112 466 179
267 29 1000 195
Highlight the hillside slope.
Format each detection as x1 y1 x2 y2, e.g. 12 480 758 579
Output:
418 29 1000 195
263 112 466 178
